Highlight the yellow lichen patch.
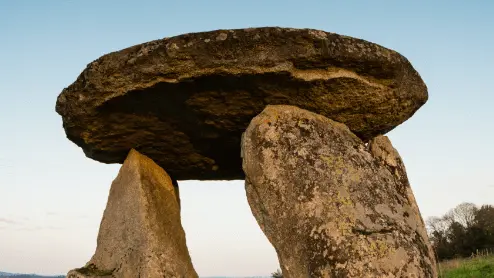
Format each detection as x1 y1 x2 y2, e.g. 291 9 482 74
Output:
320 155 346 176
368 239 392 259
297 119 312 130
336 191 353 206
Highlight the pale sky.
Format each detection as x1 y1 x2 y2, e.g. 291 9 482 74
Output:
1 0 494 276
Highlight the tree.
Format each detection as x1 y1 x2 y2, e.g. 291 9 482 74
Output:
473 205 494 249
427 216 450 235
427 202 494 261
446 202 477 228
475 205 494 232
446 221 469 257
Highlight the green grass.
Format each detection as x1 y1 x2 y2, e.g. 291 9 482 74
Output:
439 255 494 278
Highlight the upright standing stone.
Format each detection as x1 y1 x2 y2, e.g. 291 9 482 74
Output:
242 105 437 278
67 149 198 278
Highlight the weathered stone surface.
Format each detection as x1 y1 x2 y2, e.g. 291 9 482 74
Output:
242 105 437 277
67 149 198 278
56 27 427 180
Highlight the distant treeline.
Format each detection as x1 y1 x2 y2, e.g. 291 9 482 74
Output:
427 202 494 261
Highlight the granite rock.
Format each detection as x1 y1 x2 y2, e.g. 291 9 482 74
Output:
242 105 437 277
67 149 197 278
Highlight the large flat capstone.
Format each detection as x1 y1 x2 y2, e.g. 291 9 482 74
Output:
56 27 427 180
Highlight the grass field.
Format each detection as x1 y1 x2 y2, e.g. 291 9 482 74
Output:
439 255 494 277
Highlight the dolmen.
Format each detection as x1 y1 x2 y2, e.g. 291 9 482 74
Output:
57 27 437 278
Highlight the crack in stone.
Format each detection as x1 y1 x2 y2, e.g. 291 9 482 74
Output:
351 227 394 236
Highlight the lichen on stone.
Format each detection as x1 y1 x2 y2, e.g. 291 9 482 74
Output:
242 105 437 277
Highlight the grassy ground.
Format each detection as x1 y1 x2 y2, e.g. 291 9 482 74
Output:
439 255 494 277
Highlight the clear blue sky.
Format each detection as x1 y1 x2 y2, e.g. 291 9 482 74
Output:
0 0 493 276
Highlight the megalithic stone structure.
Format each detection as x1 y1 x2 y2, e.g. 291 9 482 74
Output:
56 27 436 278
241 105 437 278
67 150 198 278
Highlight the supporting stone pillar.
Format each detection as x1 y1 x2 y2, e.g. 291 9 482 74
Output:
67 149 198 278
242 105 437 278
